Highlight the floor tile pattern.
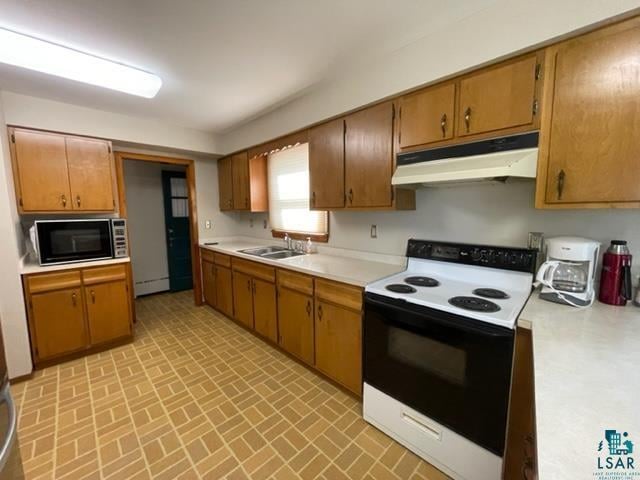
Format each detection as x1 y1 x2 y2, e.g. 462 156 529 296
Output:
12 291 449 479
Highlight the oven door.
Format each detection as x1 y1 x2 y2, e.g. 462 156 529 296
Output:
35 220 113 265
363 292 514 456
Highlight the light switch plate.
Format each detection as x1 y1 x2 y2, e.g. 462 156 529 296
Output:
205 220 211 229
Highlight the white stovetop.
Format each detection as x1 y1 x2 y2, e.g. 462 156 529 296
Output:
366 258 534 329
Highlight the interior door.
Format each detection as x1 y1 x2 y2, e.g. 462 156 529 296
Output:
231 151 250 210
309 118 345 208
218 157 234 211
31 288 87 359
66 137 115 211
544 24 640 203
457 55 538 137
162 171 193 292
232 271 254 328
13 129 71 212
202 260 216 307
253 278 277 342
398 83 456 148
278 287 314 365
85 280 131 345
214 265 234 318
345 102 394 208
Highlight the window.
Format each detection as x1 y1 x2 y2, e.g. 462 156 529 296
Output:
268 143 328 240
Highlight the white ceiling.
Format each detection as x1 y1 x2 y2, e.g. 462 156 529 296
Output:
0 0 495 133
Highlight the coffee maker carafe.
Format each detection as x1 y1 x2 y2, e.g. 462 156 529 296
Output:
536 237 600 307
599 240 633 306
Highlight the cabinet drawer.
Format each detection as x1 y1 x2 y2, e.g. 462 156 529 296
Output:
277 269 313 295
232 258 275 282
26 270 81 294
315 278 362 311
82 264 127 285
200 248 214 263
214 253 231 267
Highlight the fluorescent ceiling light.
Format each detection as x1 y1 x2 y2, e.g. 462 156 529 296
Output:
0 28 162 98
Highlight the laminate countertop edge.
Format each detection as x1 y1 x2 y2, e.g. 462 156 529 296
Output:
20 256 131 275
518 290 640 479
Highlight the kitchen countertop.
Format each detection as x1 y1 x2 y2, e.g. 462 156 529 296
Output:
519 291 640 479
20 255 131 275
199 239 405 287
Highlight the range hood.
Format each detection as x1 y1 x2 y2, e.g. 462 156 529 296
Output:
392 132 539 187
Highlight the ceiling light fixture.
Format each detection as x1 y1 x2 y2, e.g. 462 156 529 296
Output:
0 28 162 98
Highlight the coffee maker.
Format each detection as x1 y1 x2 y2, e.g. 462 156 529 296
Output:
536 237 600 307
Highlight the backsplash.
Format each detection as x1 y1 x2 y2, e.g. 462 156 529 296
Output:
228 181 640 277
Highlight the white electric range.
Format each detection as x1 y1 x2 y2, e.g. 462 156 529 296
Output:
362 239 537 480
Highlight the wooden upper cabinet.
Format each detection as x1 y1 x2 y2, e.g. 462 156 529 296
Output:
539 18 640 207
9 128 116 213
345 102 394 208
218 151 268 212
457 55 539 137
11 129 71 212
398 83 456 149
66 137 115 211
218 156 234 211
309 118 345 209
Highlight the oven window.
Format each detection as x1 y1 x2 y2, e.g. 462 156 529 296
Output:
388 327 467 386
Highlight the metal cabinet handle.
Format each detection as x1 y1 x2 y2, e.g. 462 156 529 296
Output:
247 279 251 292
318 304 323 320
348 188 353 205
306 300 311 316
76 195 81 207
61 194 67 207
464 107 471 133
440 113 447 138
311 191 316 207
557 169 566 200
71 292 77 306
90 290 96 304
245 197 249 208
522 458 535 480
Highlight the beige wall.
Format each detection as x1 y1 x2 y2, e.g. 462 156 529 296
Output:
220 0 640 152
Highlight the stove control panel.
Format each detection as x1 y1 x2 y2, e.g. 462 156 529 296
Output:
407 239 537 273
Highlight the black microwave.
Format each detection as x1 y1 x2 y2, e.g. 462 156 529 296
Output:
32 219 128 265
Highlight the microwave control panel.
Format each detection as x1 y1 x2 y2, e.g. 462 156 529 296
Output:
111 219 129 258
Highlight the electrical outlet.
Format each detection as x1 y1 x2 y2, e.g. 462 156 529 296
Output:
371 225 377 238
205 220 211 229
263 219 268 229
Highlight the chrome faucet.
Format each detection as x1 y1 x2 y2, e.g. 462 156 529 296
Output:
283 233 291 250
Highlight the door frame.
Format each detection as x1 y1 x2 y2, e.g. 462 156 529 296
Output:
114 151 203 306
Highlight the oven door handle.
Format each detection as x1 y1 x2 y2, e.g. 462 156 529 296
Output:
365 294 514 338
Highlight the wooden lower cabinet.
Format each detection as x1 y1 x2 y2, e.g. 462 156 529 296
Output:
277 287 314 365
202 260 216 307
233 271 254 328
30 287 87 359
315 300 362 395
24 263 133 366
214 265 234 318
253 278 277 343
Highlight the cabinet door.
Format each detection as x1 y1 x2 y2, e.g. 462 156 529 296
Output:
66 137 115 211
398 83 456 148
232 151 250 210
253 278 277 342
215 266 234 318
30 288 86 359
277 287 314 365
543 22 640 204
345 102 394 208
85 280 131 345
315 301 362 394
12 129 71 212
218 157 234 211
458 56 538 137
309 118 345 208
233 271 254 328
202 260 216 307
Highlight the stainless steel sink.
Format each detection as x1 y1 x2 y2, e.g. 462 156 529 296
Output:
239 246 305 260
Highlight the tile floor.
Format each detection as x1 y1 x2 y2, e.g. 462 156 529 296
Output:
11 290 449 479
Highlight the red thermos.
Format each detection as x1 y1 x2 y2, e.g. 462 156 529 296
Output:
599 240 633 306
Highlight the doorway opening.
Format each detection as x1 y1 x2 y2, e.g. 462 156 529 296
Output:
115 152 202 305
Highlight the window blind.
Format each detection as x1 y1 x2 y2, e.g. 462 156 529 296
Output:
268 143 328 235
